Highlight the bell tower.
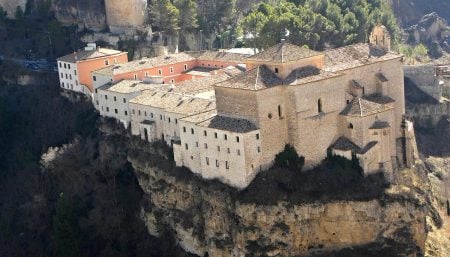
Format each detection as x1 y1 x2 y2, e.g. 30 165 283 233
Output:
369 25 391 52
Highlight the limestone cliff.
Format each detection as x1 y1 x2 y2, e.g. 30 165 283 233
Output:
52 0 107 31
96 119 442 257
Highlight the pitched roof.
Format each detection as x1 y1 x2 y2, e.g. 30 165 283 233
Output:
340 97 392 117
331 137 361 152
57 48 123 63
197 115 259 133
247 42 322 63
369 121 390 129
325 43 401 72
98 80 161 94
215 65 282 90
129 90 215 116
187 51 251 62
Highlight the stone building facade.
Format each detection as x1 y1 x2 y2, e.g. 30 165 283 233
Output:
61 26 416 189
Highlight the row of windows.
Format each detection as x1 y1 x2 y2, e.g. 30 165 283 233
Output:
60 72 77 81
204 158 230 169
60 83 73 90
101 106 128 116
131 110 178 124
201 63 225 68
185 143 261 154
59 63 71 69
182 127 254 142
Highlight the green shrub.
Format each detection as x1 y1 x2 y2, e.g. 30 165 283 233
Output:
274 144 305 172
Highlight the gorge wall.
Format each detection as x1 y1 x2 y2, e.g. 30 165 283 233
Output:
93 121 441 257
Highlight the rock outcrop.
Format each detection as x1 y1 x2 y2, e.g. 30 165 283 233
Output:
93 121 442 257
52 0 107 31
0 0 27 18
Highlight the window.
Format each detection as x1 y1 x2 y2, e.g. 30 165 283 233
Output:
69 74 72 80
278 105 283 118
123 98 126 103
93 76 97 81
95 89 98 93
68 64 71 69
59 63 62 68
206 157 210 165
224 134 228 140
74 70 77 75
214 132 218 139
150 113 154 118
132 109 135 114
185 143 189 150
158 69 162 75
216 160 219 167
171 79 174 83
217 146 220 152
160 115 163 120
318 99 323 113
145 112 147 116
237 149 241 156
114 109 118 114
106 107 110 112
105 60 109 65
175 119 178 124
64 63 66 69
145 72 148 77
196 142 199 147
184 64 188 70
258 146 261 153
183 127 186 133
96 100 99 105
191 128 194 134
75 81 78 85
105 95 108 100
275 67 279 73
138 110 141 116
124 111 128 116
348 123 354 129
204 131 207 136
61 82 64 87
226 161 229 169
168 118 171 123
227 148 230 154
204 143 208 149
114 96 117 102
134 74 137 80
190 156 194 160
256 134 260 140
236 136 240 143
60 73 63 78
346 100 350 104
170 67 174 73
65 74 68 79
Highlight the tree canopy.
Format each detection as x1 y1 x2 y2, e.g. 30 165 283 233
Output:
240 0 399 50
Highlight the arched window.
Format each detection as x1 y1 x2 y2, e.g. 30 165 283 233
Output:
318 99 323 113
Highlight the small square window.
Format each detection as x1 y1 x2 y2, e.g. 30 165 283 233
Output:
275 67 279 73
106 107 110 112
124 111 128 116
224 134 228 140
204 131 207 136
236 136 240 143
114 96 117 101
256 134 260 140
114 109 118 114
183 127 186 133
105 95 108 100
123 98 126 103
214 132 218 138
105 60 109 65
93 76 97 81
191 128 194 134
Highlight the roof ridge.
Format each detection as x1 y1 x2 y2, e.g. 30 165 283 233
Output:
358 98 363 117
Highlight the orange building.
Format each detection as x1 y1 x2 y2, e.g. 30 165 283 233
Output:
57 43 128 95
91 50 249 89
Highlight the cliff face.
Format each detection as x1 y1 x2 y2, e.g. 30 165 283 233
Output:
0 0 27 18
52 0 107 31
91 122 441 257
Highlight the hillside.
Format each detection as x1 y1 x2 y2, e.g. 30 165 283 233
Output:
389 0 450 26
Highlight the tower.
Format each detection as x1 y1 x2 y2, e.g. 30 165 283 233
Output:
369 25 391 52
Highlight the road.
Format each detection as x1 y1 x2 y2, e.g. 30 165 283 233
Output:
0 54 57 73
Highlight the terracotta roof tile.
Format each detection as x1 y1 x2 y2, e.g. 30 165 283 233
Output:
247 42 322 63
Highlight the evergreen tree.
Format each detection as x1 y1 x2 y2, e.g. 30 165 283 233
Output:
174 0 199 31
